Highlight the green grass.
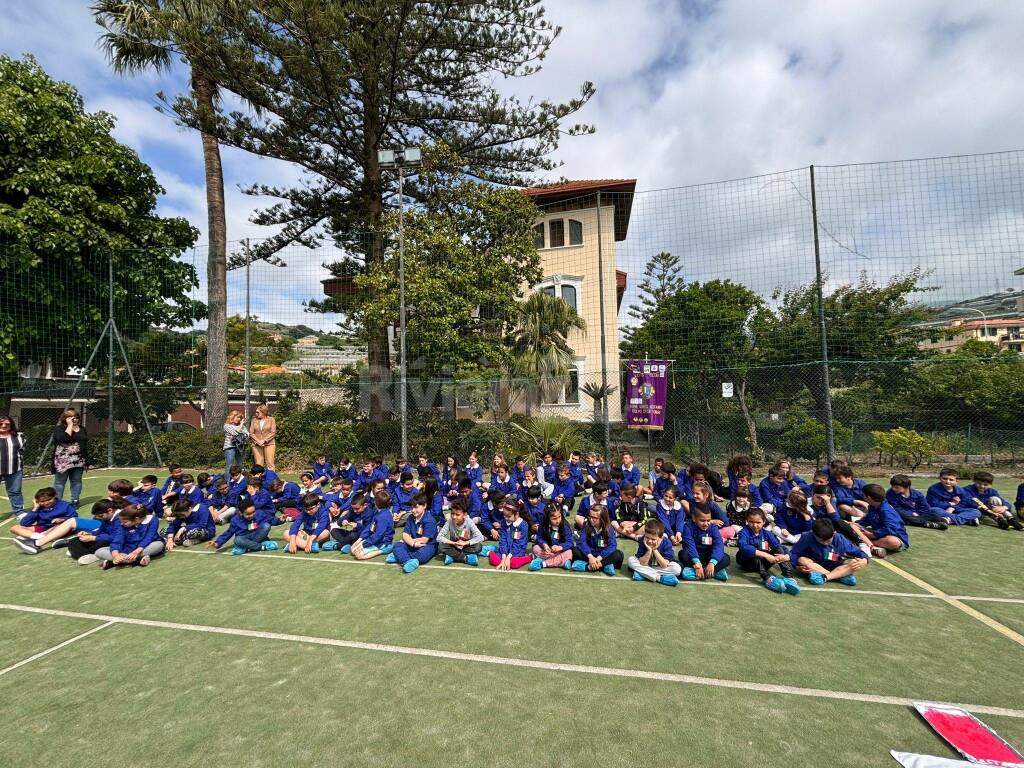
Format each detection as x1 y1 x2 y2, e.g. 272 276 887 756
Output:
2 467 1023 767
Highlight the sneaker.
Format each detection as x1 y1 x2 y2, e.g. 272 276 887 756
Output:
764 576 786 593
996 516 1009 530
570 560 587 572
385 552 397 564
380 544 394 555
782 577 802 596
528 557 543 571
660 573 679 587
340 544 352 554
261 541 279 551
808 572 826 586
321 541 338 551
942 517 954 526
403 559 420 574
838 574 858 586
66 549 73 558
138 555 151 567
968 518 980 527
52 538 71 550
230 547 246 556
182 538 197 547
632 571 645 582
602 563 616 576
562 560 572 570
465 553 479 566
1009 518 1024 531
925 521 948 531
681 567 697 581
480 544 497 557
871 546 887 558
100 559 114 570
859 543 873 558
13 537 39 555
713 569 729 582
77 554 99 566
443 555 454 566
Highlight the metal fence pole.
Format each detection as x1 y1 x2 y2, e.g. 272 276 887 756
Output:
398 163 408 459
107 254 114 467
596 191 610 457
244 238 252 424
809 165 835 463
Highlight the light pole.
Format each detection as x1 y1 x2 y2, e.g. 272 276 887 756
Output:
950 307 989 340
378 147 422 459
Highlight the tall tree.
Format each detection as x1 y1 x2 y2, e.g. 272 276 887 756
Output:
94 0 231 435
511 291 585 416
621 251 684 347
0 55 199 397
168 0 594 417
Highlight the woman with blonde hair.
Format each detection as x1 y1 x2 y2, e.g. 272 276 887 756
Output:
53 408 89 507
223 410 249 477
249 404 277 470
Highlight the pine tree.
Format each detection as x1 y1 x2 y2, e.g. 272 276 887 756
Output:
621 251 684 346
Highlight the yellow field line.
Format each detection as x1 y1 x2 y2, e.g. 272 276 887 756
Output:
874 558 1024 649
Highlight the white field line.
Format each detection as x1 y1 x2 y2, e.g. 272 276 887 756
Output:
0 602 1020 720
169 546 1024 606
874 558 1024 649
0 620 116 677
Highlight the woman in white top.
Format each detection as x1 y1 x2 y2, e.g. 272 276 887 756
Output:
0 415 26 518
222 410 249 476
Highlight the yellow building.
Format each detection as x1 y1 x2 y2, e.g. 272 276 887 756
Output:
523 180 635 422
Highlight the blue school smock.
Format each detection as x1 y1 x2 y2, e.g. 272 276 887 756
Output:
128 488 163 516
464 464 484 488
620 464 641 488
273 481 302 507
336 463 357 483
859 501 909 548
566 462 585 488
489 475 518 500
788 530 865 570
540 460 558 484
21 499 77 529
214 509 274 548
737 527 782 562
362 508 395 548
1016 482 1024 511
681 520 724 565
403 512 438 547
535 518 575 549
259 469 280 490
551 477 577 502
109 515 159 555
288 504 329 538
885 488 931 522
831 479 865 508
312 461 334 483
165 503 216 539
576 525 618 560
775 506 814 537
758 478 789 513
635 534 676 564
655 501 686 539
497 517 529 557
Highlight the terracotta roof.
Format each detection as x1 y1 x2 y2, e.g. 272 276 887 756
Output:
523 179 637 241
522 179 637 198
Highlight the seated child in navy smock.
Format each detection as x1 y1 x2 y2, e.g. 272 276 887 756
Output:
627 518 681 587
164 498 216 551
286 493 331 554
351 490 396 560
681 504 729 582
789 517 867 586
209 499 277 555
854 484 909 556
570 503 623 575
97 504 163 569
387 494 437 573
737 506 799 595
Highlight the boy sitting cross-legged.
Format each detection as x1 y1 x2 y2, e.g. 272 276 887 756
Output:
736 507 800 595
208 499 278 555
789 517 867 587
436 498 484 566
286 493 331 554
12 487 77 554
97 503 164 569
627 518 682 587
350 490 396 560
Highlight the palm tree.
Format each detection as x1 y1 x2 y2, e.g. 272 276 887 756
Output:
581 381 617 425
94 0 229 435
511 291 586 416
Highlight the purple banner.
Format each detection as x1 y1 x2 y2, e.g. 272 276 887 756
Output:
624 359 670 430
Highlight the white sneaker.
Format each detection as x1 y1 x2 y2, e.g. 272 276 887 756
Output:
77 554 99 565
859 543 873 558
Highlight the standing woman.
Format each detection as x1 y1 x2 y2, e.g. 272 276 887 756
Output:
0 415 26 518
249 404 277 470
53 408 88 507
223 410 249 477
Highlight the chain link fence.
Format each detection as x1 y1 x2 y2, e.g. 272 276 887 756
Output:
3 150 1023 473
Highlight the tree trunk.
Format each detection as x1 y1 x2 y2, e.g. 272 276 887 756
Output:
362 115 391 420
193 71 228 435
736 377 760 457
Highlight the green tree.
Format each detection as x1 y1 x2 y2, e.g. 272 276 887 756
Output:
94 0 232 436
311 151 544 401
225 315 296 367
167 0 594 418
0 55 199 394
510 291 586 416
621 251 684 347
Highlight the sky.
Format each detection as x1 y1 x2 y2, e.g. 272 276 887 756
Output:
2 0 1023 331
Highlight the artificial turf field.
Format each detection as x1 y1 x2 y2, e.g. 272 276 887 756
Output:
1 467 1022 767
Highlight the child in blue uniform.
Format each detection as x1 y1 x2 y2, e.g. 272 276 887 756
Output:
486 501 532 571
387 494 438 573
774 488 815 544
351 491 396 560
758 467 789 517
392 472 418 525
164 498 216 551
20 497 121 561
737 507 799 595
925 468 980 526
98 504 163 569
205 478 236 524
335 457 356 483
620 451 641 488
691 480 734 542
12 487 77 553
576 482 612 528
614 484 647 540
530 502 576 571
129 475 164 518
296 472 324 500
286 494 330 554
854 484 910 556
831 466 868 520
963 471 1022 530
208 499 277 555
789 517 867 586
327 493 371 552
681 505 729 582
627 519 681 587
570 504 622 575
886 474 948 530
551 465 577 512
654 486 687 547
312 454 334 486
487 464 518 502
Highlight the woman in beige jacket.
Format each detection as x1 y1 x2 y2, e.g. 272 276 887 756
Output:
249 404 277 469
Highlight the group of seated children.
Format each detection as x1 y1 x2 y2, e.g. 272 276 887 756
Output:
11 452 1023 593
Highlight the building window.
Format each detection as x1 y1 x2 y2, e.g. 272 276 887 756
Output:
534 275 584 317
569 219 583 245
533 224 545 249
549 219 565 248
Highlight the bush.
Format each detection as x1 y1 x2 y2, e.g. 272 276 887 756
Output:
153 430 225 470
780 415 852 465
871 427 934 470
276 400 360 464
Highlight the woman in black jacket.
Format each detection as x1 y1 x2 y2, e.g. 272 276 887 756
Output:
53 408 89 507
0 414 25 518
